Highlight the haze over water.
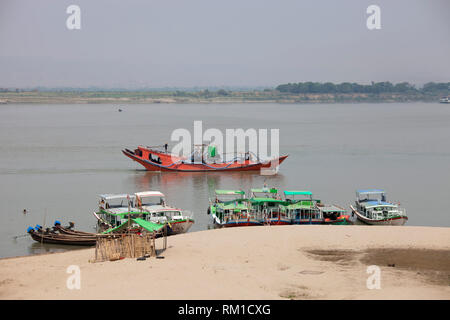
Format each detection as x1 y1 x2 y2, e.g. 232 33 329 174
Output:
0 102 449 258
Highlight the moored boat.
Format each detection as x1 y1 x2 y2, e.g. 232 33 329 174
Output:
94 191 194 235
27 225 120 246
318 204 352 225
350 189 408 225
122 144 288 172
208 190 261 227
249 187 291 225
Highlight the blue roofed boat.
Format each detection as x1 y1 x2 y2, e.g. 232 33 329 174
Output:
350 189 408 225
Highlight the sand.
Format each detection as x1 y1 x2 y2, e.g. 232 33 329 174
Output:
0 225 449 300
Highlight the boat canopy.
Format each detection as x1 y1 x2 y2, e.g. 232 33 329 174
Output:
361 200 396 208
135 191 165 198
284 191 312 196
356 189 385 196
251 188 278 194
319 205 346 213
215 190 245 195
100 194 133 201
102 218 164 234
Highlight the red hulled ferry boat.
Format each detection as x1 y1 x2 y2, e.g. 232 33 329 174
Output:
122 145 288 172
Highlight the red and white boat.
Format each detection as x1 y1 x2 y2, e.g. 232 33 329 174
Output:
122 145 288 172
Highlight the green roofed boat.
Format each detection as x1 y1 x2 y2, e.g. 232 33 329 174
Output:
350 189 407 225
102 217 165 235
283 191 323 224
206 186 353 227
248 187 291 225
208 190 261 227
94 191 194 235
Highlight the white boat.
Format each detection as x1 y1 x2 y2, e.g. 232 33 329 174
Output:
350 189 408 225
440 97 450 103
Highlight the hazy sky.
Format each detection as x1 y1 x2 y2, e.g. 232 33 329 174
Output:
0 0 449 88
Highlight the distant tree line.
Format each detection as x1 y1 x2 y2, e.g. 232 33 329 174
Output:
276 82 450 94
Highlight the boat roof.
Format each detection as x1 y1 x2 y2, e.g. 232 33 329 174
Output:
284 190 312 196
361 200 396 208
135 191 165 198
100 194 133 201
215 190 245 195
217 202 249 210
356 189 385 195
141 205 180 212
250 197 284 203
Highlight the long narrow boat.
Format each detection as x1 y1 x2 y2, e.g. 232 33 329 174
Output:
27 227 111 246
94 191 194 235
208 190 261 227
350 189 408 225
122 145 288 172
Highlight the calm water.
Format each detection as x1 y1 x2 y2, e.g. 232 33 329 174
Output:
1 103 449 258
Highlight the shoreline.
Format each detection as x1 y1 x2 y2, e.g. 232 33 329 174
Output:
1 224 449 261
1 225 449 300
0 92 443 105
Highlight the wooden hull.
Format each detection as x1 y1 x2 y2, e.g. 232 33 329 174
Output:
263 218 291 225
324 218 353 225
123 148 288 172
351 206 408 226
167 219 194 235
292 219 323 225
323 216 353 225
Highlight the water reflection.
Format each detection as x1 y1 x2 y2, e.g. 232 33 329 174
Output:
133 171 287 198
28 242 88 256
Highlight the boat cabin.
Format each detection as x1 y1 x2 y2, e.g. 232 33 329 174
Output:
355 189 405 220
135 191 165 209
249 197 286 221
283 191 322 224
317 204 347 220
214 189 246 203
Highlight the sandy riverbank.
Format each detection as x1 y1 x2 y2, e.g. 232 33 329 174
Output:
0 226 449 300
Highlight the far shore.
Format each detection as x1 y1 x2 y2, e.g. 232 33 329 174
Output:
0 91 443 105
0 225 449 300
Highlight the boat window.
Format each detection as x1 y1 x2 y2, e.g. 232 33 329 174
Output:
141 197 164 206
105 198 128 208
